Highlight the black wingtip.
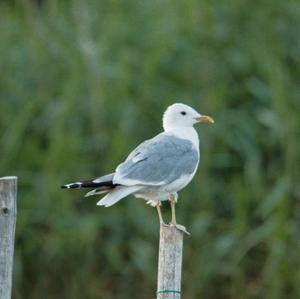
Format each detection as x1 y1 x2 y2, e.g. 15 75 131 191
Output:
61 185 67 189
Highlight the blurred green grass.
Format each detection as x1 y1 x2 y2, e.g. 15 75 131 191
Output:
1 0 300 298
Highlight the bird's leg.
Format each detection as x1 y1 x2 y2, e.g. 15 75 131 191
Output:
156 203 168 227
169 193 190 235
170 194 177 225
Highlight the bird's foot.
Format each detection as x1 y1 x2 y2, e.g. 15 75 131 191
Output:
160 222 170 228
159 221 171 227
170 223 191 235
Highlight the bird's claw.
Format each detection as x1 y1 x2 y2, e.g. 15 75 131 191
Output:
160 222 170 228
170 223 191 235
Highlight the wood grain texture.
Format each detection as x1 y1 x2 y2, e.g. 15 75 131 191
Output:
157 225 183 299
0 177 17 299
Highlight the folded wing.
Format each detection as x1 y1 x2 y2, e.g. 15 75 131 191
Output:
113 133 199 186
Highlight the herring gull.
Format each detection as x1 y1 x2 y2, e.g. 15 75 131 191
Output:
62 103 214 233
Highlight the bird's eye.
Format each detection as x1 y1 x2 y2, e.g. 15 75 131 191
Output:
180 111 187 115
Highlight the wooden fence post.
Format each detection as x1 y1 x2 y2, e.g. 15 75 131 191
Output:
0 177 17 299
157 225 184 299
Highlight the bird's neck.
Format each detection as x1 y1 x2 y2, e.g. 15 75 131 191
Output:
164 126 199 150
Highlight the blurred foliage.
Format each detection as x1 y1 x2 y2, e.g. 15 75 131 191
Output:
0 0 300 298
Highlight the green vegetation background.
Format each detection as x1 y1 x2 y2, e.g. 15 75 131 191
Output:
1 0 299 298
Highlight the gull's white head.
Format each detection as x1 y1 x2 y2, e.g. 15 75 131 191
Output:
163 103 214 132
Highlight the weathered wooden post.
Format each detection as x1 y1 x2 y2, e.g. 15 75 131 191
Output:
157 225 184 299
0 176 17 299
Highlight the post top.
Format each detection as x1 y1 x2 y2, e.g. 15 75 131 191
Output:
0 176 17 180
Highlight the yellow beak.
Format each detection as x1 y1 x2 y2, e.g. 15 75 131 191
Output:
194 115 215 124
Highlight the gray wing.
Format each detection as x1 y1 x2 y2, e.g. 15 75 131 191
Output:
113 133 199 186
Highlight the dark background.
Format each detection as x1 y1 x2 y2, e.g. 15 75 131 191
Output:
1 0 300 298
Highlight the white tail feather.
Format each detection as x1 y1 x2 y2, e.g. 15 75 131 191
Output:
85 189 110 197
96 186 141 207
